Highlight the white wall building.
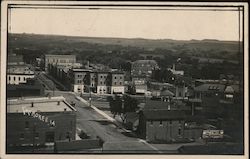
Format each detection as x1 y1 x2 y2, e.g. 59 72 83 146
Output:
7 65 35 85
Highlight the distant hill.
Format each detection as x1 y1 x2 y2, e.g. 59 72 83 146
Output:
8 33 242 60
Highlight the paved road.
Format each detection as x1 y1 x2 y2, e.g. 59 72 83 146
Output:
47 90 161 153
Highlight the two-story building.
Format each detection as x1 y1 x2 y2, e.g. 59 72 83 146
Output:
138 100 186 143
7 96 76 149
44 54 76 72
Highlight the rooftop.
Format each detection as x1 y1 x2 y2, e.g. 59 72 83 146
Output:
194 83 226 92
133 60 158 64
7 96 76 113
45 54 76 58
143 109 186 120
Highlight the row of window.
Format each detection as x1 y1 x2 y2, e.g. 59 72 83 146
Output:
48 59 75 63
150 120 182 125
8 76 26 82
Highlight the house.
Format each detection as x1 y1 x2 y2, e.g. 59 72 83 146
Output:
131 60 159 78
7 96 76 148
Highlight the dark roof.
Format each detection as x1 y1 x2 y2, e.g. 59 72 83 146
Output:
160 90 174 96
144 100 171 110
143 109 186 120
194 83 225 92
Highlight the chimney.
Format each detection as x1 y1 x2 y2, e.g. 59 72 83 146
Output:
31 102 34 107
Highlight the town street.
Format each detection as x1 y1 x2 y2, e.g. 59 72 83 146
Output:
46 90 163 153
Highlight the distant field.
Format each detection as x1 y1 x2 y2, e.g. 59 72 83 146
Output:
8 33 242 60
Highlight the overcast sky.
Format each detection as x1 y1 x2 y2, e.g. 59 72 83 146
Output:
9 8 242 41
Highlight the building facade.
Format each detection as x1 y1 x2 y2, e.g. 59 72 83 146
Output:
7 65 35 85
111 72 125 94
96 71 110 94
7 96 76 148
44 54 76 72
139 109 186 143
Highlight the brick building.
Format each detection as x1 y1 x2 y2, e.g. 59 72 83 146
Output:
7 96 76 148
45 54 76 72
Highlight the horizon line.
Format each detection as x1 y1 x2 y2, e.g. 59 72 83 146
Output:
9 32 241 42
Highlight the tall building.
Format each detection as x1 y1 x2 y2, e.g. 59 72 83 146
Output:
96 71 110 94
111 71 125 94
68 69 125 94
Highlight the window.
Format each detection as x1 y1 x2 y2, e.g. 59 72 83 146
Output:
114 77 117 79
120 77 122 79
160 121 163 126
23 77 26 81
178 127 182 135
25 121 29 129
19 77 21 81
100 76 103 78
35 132 39 139
9 76 11 81
114 82 116 85
13 77 16 81
150 121 153 125
20 133 24 140
100 82 102 85
120 82 122 85
169 120 172 124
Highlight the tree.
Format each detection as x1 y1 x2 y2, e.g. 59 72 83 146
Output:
108 95 138 123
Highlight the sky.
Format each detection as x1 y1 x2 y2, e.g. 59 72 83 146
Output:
9 7 242 41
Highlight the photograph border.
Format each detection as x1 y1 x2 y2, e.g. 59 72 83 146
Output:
1 1 249 159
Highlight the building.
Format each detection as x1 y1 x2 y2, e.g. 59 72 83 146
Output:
7 96 76 148
68 69 125 94
45 54 76 72
132 77 147 94
168 64 184 76
7 65 35 85
68 68 90 94
131 60 159 78
111 71 125 94
7 78 45 98
96 71 111 94
139 109 186 143
191 83 227 117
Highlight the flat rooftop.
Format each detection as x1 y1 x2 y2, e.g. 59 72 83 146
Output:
7 96 76 113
